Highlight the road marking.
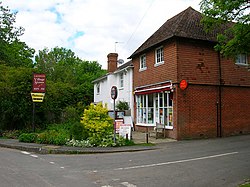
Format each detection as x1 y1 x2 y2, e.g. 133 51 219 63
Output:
49 162 55 164
30 154 38 158
115 152 238 170
121 182 137 187
21 151 30 155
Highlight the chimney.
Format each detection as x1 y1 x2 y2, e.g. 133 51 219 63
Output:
107 53 118 73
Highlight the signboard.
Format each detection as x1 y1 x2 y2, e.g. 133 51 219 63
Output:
111 86 118 100
180 79 188 90
119 124 131 140
32 74 46 93
115 119 124 133
31 93 45 102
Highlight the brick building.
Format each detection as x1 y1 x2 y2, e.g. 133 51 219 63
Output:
130 7 250 140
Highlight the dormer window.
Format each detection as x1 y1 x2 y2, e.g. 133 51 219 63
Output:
236 54 248 65
155 46 164 66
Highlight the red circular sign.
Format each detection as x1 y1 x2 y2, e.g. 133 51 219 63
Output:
180 79 188 90
111 86 118 100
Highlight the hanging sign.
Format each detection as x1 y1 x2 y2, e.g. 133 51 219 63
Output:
32 73 46 93
180 79 188 90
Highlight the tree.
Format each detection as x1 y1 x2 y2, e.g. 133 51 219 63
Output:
0 2 34 67
35 47 107 124
200 0 250 57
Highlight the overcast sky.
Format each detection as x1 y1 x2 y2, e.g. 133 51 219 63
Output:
2 0 201 69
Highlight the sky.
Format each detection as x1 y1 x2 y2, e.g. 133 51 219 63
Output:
2 0 201 69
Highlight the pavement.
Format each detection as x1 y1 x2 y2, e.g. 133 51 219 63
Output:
0 131 176 154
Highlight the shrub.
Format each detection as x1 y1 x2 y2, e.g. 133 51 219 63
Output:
81 103 113 139
116 100 130 111
36 130 68 145
19 133 37 143
70 122 88 140
2 130 22 139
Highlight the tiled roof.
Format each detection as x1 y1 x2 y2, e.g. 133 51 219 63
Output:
129 7 232 58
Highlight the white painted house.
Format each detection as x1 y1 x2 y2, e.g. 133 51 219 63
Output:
93 53 134 119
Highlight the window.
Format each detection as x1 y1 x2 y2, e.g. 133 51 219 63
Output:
155 47 164 65
96 84 100 94
120 73 124 88
136 92 173 128
236 54 248 65
140 54 147 70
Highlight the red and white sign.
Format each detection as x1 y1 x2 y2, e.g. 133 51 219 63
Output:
32 74 46 93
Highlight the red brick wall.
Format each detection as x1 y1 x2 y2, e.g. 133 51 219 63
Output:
220 57 250 86
175 85 218 140
221 87 250 136
132 38 250 140
176 39 220 85
133 41 177 88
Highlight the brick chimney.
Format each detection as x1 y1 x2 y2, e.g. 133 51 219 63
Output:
107 53 118 73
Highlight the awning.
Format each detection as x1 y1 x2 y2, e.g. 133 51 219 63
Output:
134 85 172 95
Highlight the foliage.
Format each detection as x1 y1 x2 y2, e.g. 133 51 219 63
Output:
2 130 22 139
69 122 88 140
0 65 33 130
34 47 107 125
36 130 68 145
19 133 37 143
0 2 107 131
66 132 135 147
0 3 34 67
200 0 250 57
116 100 130 111
80 103 113 142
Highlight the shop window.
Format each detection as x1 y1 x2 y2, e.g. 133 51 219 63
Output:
136 91 173 128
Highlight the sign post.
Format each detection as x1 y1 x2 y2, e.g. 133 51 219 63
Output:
31 73 46 132
111 86 118 143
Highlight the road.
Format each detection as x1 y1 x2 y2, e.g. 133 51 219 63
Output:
0 135 249 187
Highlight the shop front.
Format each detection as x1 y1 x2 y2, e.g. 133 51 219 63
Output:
134 82 174 134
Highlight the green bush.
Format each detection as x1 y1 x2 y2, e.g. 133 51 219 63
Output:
81 103 113 139
116 100 130 111
36 130 68 145
19 133 37 143
70 122 88 140
2 130 22 139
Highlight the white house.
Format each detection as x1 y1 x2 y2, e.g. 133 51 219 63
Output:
93 53 134 119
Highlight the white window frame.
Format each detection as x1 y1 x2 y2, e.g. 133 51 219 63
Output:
139 54 147 71
236 54 248 65
155 46 164 66
120 72 124 88
136 92 173 129
96 84 100 95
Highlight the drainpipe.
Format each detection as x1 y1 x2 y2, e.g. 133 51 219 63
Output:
217 52 222 137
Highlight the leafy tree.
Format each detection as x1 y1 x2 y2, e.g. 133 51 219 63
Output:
35 47 107 124
200 0 250 57
0 2 34 67
0 65 33 130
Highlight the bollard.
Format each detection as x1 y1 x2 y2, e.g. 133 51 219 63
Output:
146 133 149 144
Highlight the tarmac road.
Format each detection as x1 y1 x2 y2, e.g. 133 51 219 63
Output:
0 134 249 187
